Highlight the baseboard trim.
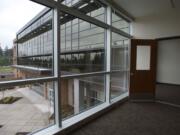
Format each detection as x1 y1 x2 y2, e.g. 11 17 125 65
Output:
130 99 155 103
156 82 180 86
156 100 180 108
130 93 155 101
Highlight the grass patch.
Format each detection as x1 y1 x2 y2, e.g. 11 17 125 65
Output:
0 96 22 104
0 66 13 73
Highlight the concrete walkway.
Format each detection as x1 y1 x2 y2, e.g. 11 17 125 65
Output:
0 87 54 135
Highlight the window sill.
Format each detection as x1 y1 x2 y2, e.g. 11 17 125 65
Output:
33 92 129 135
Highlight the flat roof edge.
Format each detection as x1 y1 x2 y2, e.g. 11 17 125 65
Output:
12 65 51 72
17 7 51 35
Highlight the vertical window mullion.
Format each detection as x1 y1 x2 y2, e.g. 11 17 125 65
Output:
53 7 61 127
105 7 112 103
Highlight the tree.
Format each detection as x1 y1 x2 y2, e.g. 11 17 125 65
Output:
0 46 13 66
4 46 9 56
0 46 3 56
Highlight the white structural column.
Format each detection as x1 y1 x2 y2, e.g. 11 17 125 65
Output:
105 7 112 103
74 79 80 114
53 7 61 127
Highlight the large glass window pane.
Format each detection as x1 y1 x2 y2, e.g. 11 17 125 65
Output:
110 32 129 99
112 10 130 34
60 75 105 119
0 9 54 82
0 81 55 135
60 13 105 74
0 1 44 81
61 0 106 23
111 33 129 70
0 1 55 134
110 72 128 99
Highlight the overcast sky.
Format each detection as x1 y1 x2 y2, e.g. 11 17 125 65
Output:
0 0 45 49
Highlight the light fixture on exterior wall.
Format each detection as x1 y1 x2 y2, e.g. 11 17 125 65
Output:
170 0 175 8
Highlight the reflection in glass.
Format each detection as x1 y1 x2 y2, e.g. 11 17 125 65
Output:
110 72 128 99
111 32 129 99
60 15 105 74
112 10 130 34
61 0 105 22
111 32 129 70
60 75 105 119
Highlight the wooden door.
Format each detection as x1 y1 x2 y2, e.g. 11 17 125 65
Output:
130 39 157 101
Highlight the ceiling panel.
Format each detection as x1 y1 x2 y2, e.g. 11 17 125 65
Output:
113 0 180 18
174 0 180 8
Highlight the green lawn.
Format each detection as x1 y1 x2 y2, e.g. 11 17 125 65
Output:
0 66 13 73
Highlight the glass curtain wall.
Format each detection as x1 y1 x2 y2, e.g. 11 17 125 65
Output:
112 10 130 34
0 1 56 135
60 18 105 74
0 0 132 134
0 81 55 134
110 32 129 99
60 75 105 119
61 0 106 22
59 0 106 119
15 8 55 134
59 1 130 119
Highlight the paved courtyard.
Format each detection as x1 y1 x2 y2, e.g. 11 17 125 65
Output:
0 87 54 135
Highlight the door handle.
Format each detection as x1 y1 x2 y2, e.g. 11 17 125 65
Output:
130 73 134 76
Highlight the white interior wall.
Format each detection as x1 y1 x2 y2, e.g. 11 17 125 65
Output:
132 10 180 39
157 39 180 85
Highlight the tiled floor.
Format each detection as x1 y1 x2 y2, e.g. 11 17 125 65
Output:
0 88 54 135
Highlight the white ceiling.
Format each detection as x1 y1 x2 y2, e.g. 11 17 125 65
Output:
113 0 180 18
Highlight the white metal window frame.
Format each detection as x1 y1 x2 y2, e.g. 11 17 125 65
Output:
0 0 133 135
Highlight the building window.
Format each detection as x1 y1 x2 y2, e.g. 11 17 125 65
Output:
0 1 56 135
60 75 105 119
112 10 130 34
110 32 129 99
60 14 105 74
